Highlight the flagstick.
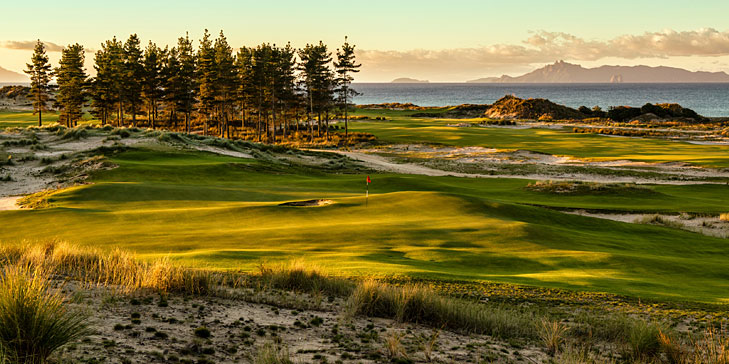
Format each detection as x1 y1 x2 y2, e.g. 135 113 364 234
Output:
366 180 369 208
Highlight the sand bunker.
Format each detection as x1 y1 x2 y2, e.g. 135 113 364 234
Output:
279 199 334 207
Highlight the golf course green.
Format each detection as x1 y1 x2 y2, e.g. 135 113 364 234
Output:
2 144 729 303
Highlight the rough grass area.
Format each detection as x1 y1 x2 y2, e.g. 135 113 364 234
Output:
525 180 652 195
1 242 729 363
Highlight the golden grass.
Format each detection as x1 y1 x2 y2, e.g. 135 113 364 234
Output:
0 241 210 295
720 213 729 222
0 264 89 364
344 279 538 339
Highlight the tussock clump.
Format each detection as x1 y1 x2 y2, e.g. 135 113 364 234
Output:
110 128 130 138
625 320 662 361
0 264 90 364
635 214 685 230
344 280 538 339
59 128 88 140
254 341 293 364
257 261 354 297
719 213 729 222
526 180 651 195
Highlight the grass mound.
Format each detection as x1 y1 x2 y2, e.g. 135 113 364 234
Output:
0 264 89 364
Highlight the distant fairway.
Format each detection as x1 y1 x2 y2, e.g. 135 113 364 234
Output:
2 148 729 302
348 109 729 167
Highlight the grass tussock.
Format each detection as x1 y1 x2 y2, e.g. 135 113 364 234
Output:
0 264 89 364
538 318 568 356
344 280 537 339
720 213 729 222
257 261 354 297
254 341 293 364
635 214 685 230
0 241 210 295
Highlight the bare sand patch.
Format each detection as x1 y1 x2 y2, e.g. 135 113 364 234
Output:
0 196 20 211
279 199 334 207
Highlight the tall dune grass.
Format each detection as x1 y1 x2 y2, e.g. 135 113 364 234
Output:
0 264 89 364
0 241 210 295
257 261 354 297
344 280 538 339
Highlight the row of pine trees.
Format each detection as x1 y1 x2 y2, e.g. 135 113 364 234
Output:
24 31 361 143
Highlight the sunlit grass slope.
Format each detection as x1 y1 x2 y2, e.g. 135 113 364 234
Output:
348 110 729 167
1 148 729 302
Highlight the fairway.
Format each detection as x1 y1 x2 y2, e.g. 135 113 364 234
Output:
348 110 729 167
2 147 729 303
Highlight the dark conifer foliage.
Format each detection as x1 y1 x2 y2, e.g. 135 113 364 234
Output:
334 36 361 139
41 30 360 144
24 40 54 126
55 44 87 127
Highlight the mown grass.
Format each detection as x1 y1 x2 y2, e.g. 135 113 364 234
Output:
2 146 729 302
348 109 729 167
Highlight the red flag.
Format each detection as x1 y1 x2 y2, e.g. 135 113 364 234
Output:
366 176 371 184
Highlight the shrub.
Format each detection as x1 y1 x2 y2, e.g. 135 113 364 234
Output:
0 265 89 364
194 326 211 339
720 213 729 222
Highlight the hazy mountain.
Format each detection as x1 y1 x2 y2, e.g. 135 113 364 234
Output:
391 77 429 83
0 66 28 83
467 61 729 83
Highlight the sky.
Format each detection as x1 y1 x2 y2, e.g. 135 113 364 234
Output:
2 0 729 82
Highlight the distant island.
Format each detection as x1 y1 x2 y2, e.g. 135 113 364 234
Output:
0 66 28 83
391 77 429 84
467 60 729 83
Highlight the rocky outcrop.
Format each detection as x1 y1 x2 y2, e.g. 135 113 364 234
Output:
483 95 585 120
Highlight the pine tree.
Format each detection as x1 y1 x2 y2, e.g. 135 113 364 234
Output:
235 46 255 133
55 44 87 127
334 36 361 140
162 46 181 129
214 31 237 138
298 42 333 139
275 43 297 140
123 34 144 126
90 41 115 124
175 34 197 133
24 40 53 126
142 41 164 129
197 29 216 136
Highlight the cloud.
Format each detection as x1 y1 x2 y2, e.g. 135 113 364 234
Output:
356 28 729 81
1 40 65 52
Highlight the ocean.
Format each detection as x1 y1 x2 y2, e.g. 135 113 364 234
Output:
351 83 729 117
